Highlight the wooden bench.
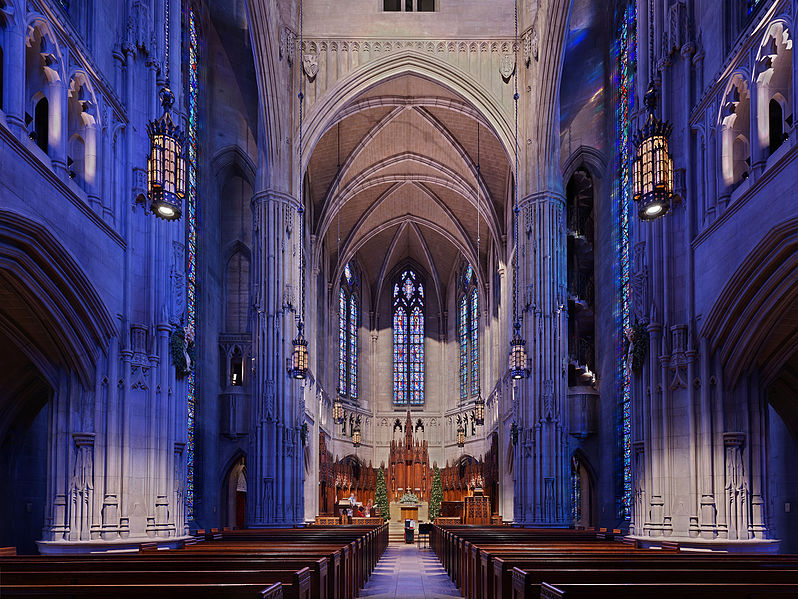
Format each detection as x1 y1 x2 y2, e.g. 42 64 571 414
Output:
536 580 798 599
1 524 386 599
510 566 798 599
433 524 798 599
0 581 284 598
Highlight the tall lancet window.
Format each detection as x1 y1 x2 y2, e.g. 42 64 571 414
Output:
458 263 479 400
185 4 200 520
338 262 358 400
393 268 424 405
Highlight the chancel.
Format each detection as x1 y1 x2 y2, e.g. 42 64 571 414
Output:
1 0 798 597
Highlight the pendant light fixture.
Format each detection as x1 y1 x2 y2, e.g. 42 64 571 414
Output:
147 0 186 221
333 387 345 425
508 0 529 380
352 416 361 448
456 416 466 448
632 82 674 221
290 0 310 380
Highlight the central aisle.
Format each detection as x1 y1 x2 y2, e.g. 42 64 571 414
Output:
358 542 463 599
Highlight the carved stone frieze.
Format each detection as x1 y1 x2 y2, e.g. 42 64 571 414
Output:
296 37 517 123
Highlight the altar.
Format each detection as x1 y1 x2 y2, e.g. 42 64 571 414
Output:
389 501 428 523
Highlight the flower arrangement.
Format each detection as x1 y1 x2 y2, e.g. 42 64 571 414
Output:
399 492 420 504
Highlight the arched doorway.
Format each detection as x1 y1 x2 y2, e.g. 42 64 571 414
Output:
0 327 51 554
571 451 596 529
223 455 247 529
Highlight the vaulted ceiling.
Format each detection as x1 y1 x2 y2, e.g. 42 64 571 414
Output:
307 74 512 306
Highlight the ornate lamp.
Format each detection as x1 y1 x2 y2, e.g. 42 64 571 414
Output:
474 390 485 426
632 82 674 221
352 417 361 448
509 322 529 379
147 86 186 220
289 0 311 380
289 322 309 379
333 388 345 425
507 8 529 381
456 417 466 448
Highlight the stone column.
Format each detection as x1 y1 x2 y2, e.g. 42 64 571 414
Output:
249 189 305 526
515 192 569 526
5 14 27 137
47 76 68 177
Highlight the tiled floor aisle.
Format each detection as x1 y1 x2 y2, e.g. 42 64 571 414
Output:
359 542 463 599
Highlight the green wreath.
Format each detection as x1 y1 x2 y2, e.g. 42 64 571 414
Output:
170 328 196 379
624 320 648 373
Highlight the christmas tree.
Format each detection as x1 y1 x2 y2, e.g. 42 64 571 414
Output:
429 466 443 521
375 467 390 522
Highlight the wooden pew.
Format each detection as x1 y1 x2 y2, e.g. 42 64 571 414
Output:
3 556 327 599
2 568 311 599
1 524 386 599
510 567 798 599
492 553 798 599
0 581 284 598
536 580 798 599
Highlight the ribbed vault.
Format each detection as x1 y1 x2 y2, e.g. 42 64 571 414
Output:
307 73 511 304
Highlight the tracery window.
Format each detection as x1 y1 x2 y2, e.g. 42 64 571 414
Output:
458 264 479 400
185 4 199 519
338 262 358 400
393 268 424 406
614 0 635 521
383 0 434 12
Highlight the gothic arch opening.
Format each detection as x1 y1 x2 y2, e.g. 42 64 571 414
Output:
704 217 798 545
222 454 247 529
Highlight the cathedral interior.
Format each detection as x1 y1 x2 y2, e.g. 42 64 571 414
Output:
1 0 798 560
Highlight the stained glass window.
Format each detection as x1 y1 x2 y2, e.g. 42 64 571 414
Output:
470 288 479 396
458 263 479 400
185 5 199 519
339 288 347 395
459 295 468 399
747 0 763 15
393 269 424 405
338 262 358 399
393 308 407 403
571 455 582 524
349 294 358 399
614 1 635 521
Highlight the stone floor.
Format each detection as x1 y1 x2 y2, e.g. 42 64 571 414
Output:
359 542 463 599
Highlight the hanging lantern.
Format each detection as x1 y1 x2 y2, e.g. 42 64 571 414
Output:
352 419 361 448
289 322 309 379
456 418 466 448
632 82 674 221
147 86 186 220
333 389 345 425
474 391 485 426
509 322 529 379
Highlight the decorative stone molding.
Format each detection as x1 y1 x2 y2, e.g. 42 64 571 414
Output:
280 26 296 63
297 36 517 123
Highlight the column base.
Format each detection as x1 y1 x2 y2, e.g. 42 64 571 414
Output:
37 535 193 555
625 535 780 553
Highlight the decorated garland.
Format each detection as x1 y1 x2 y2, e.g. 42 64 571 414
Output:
624 319 649 373
170 324 196 379
375 468 390 521
429 466 443 520
510 421 519 445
